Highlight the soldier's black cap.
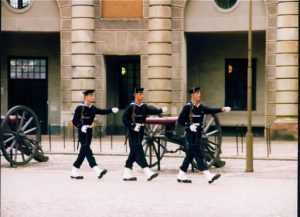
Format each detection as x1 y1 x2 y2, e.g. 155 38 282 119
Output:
134 87 144 93
188 87 200 94
82 89 95 95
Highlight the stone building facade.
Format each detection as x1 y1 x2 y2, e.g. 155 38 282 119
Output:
1 0 298 139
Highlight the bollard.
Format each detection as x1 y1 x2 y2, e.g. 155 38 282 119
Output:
235 124 239 156
73 125 76 152
124 129 128 153
149 140 152 166
266 125 271 157
157 139 160 171
63 121 66 149
99 124 102 152
48 124 52 151
110 122 113 150
240 124 244 153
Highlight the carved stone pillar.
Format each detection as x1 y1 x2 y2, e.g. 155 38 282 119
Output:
148 0 172 113
271 0 298 139
71 0 96 110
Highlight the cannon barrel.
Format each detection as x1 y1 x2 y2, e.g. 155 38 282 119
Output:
146 117 178 125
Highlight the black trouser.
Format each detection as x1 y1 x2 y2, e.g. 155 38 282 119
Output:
180 132 208 172
73 129 97 168
125 129 148 169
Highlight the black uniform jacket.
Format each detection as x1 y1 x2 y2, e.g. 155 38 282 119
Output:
177 102 222 133
122 103 162 131
72 104 113 130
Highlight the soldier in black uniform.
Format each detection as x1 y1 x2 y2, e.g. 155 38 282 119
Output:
70 89 119 179
176 87 231 184
122 87 167 181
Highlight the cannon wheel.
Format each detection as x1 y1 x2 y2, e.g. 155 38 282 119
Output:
0 105 40 166
190 113 223 169
142 121 167 168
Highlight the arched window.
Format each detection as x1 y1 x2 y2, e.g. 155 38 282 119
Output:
214 0 237 10
7 0 31 10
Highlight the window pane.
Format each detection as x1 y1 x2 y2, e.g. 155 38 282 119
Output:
7 0 31 9
41 66 46 73
10 60 16 66
17 59 22 65
34 59 40 66
41 59 46 66
23 72 28 79
215 0 237 9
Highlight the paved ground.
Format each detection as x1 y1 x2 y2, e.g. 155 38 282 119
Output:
0 136 298 217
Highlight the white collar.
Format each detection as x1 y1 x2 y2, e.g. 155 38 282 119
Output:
190 102 200 108
81 103 92 108
131 102 144 107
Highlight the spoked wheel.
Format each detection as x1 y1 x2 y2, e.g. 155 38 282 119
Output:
0 105 41 166
190 113 223 169
142 123 167 168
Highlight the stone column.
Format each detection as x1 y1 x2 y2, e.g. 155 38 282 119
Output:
265 1 278 127
272 0 298 139
71 0 96 110
148 0 172 113
58 0 73 125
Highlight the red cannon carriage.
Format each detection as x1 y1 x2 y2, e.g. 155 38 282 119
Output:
143 114 225 170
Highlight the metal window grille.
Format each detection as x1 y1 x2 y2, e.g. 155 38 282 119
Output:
9 58 47 80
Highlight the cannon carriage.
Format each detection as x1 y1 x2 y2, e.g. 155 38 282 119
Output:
0 105 48 166
142 113 226 170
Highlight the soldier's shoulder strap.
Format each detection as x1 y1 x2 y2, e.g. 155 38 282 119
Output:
80 105 85 125
187 102 193 124
130 103 136 124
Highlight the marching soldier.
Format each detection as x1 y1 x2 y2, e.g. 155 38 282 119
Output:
122 87 167 181
176 87 231 184
70 89 119 179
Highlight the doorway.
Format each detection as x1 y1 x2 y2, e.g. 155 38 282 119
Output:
8 57 48 134
105 55 141 134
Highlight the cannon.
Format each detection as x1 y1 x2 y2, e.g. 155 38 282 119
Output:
143 114 226 170
0 105 49 166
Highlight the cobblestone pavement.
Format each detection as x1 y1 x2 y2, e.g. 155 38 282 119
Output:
1 150 297 217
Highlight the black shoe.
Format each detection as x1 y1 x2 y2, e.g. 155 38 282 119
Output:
98 169 107 179
71 175 84 180
147 172 159 181
177 179 192 183
123 177 137 181
208 174 221 184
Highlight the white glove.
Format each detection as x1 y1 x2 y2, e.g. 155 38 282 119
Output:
112 107 119 113
161 106 168 113
223 107 231 112
81 125 88 133
189 124 197 132
134 125 140 132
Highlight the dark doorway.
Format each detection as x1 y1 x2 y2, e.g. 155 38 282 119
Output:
225 58 256 111
8 57 48 134
105 55 141 134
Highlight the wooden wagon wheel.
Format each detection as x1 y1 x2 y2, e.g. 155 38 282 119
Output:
0 105 40 166
190 113 223 169
142 119 168 168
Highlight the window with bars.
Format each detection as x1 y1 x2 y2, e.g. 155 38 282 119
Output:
7 0 31 9
9 58 47 80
